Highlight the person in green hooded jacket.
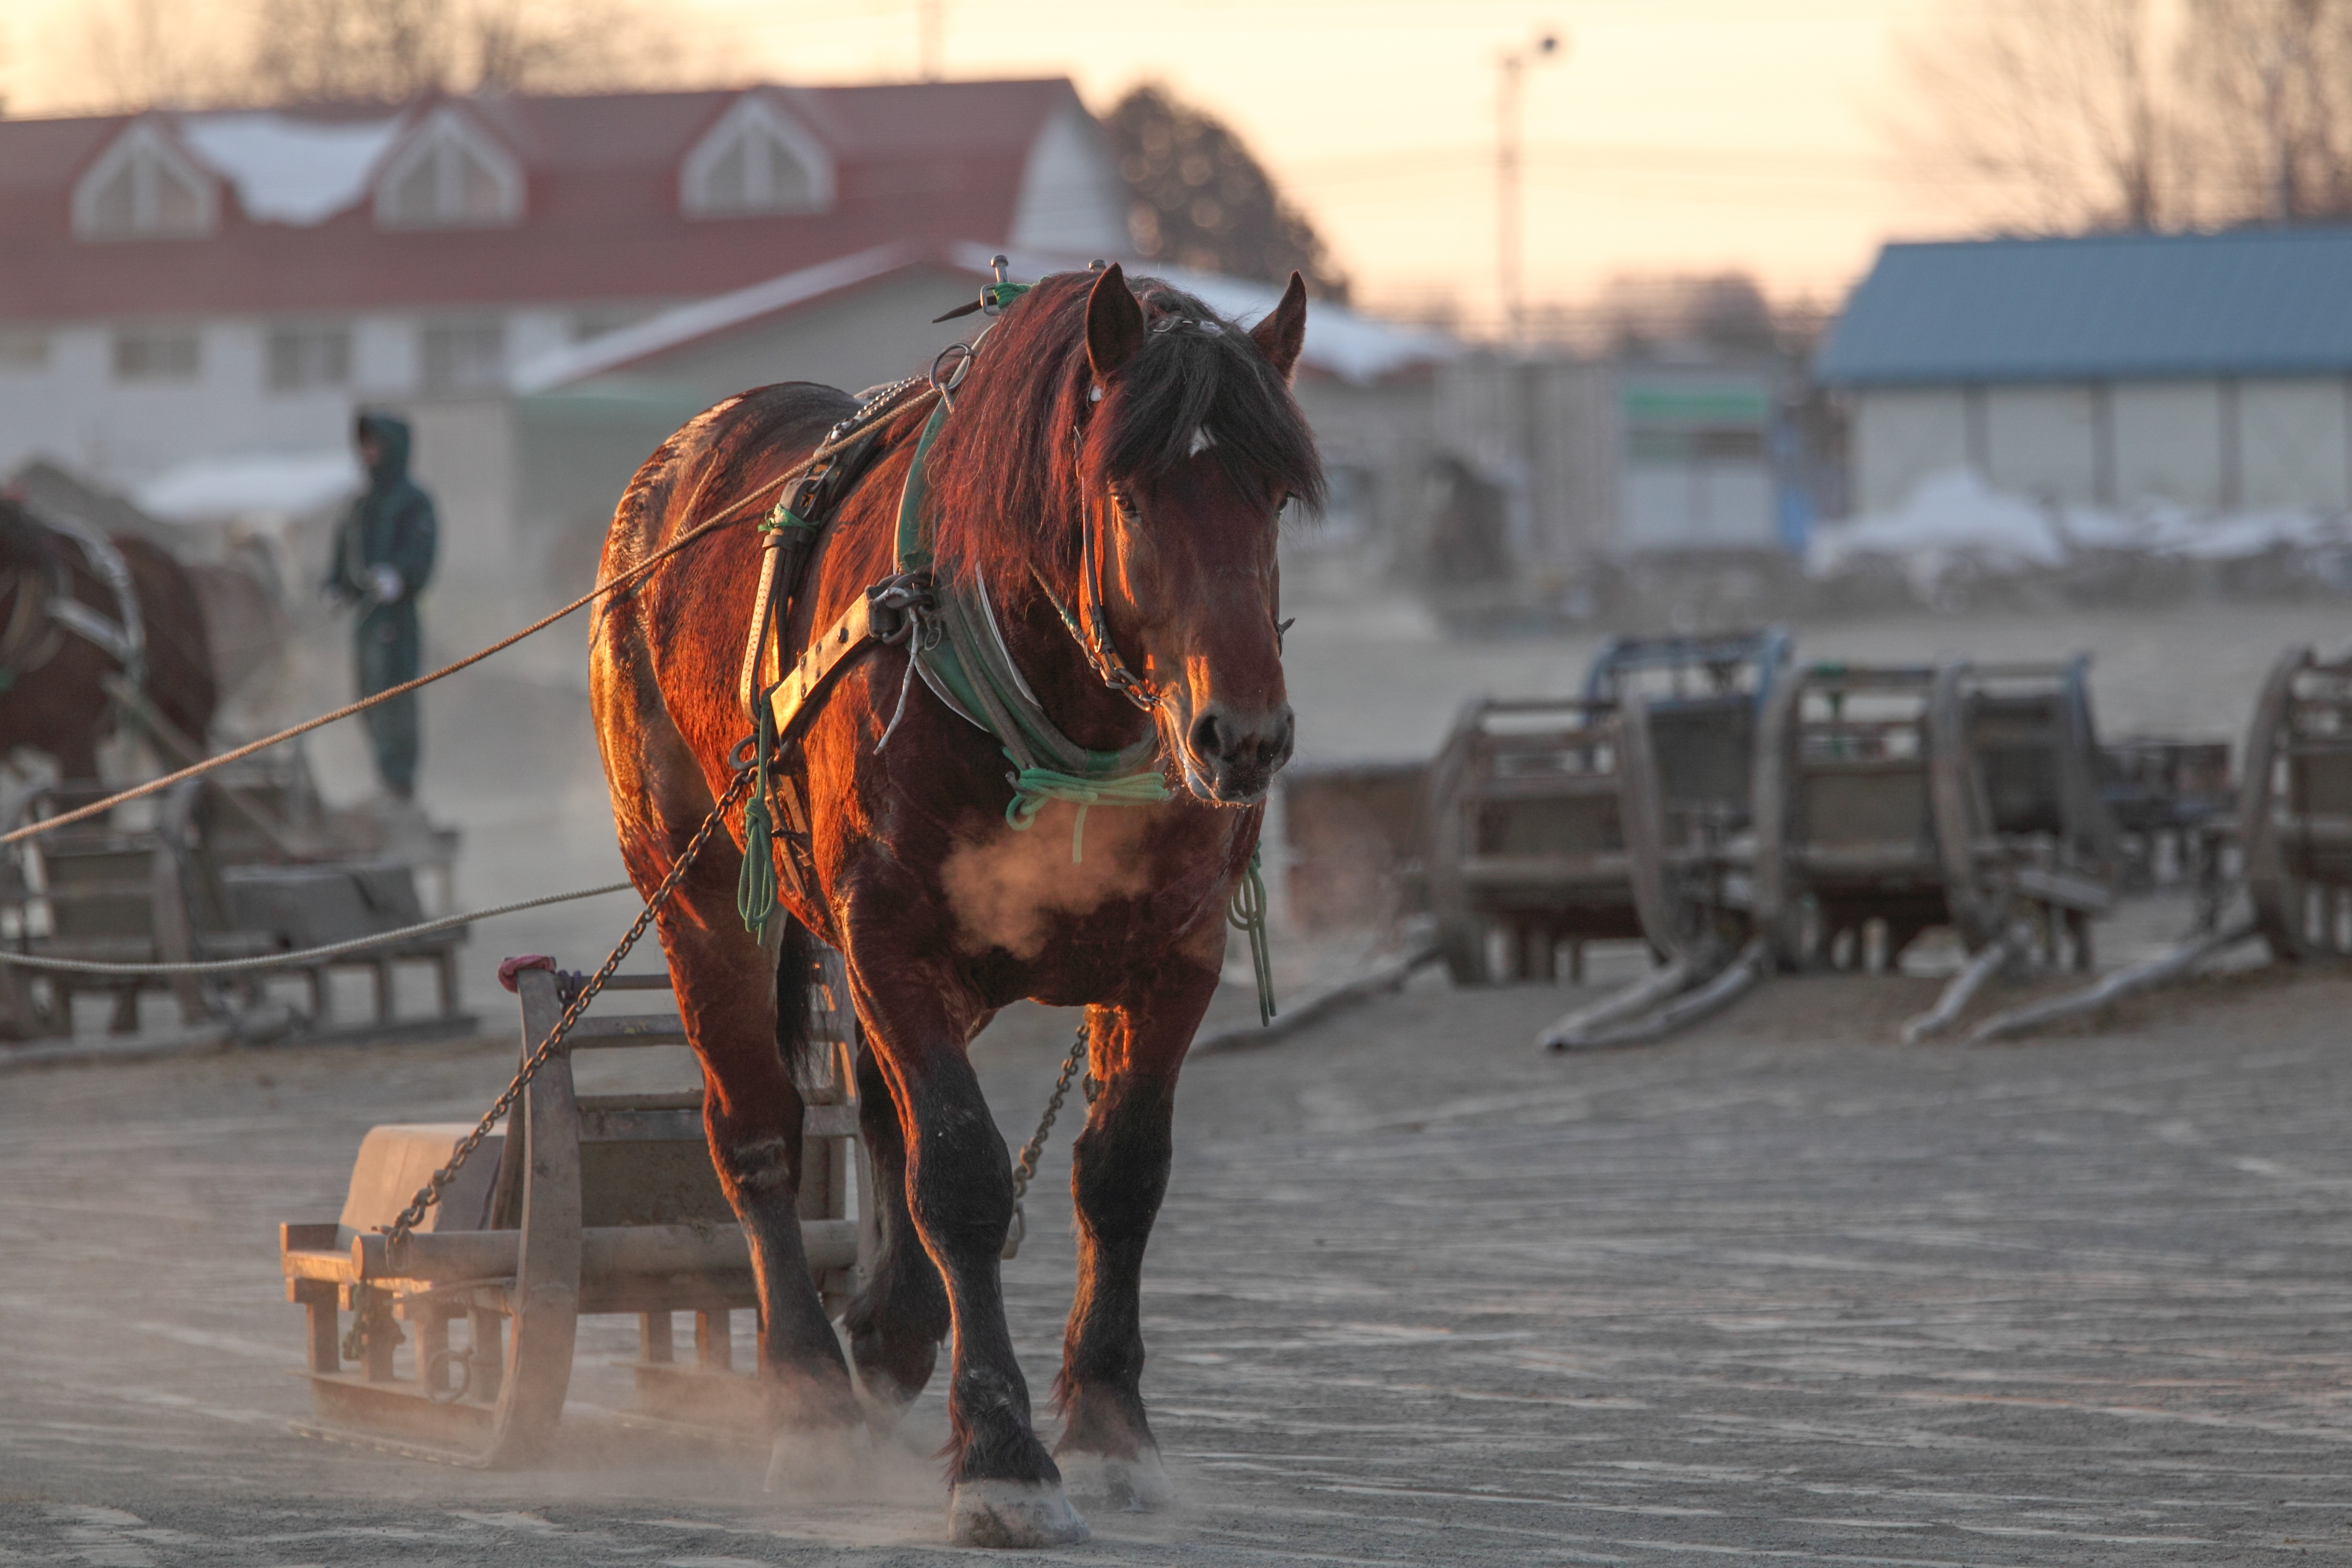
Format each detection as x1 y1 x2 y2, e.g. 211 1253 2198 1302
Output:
326 412 438 801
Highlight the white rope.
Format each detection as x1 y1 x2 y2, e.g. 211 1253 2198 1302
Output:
0 881 636 977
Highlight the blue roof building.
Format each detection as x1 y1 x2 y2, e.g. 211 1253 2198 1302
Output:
1816 227 2352 516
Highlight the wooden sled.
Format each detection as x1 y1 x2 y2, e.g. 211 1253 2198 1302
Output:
278 949 875 1465
2241 645 2352 960
1430 630 1791 994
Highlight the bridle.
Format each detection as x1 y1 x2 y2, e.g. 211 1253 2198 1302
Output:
1037 311 1245 716
1039 443 1160 713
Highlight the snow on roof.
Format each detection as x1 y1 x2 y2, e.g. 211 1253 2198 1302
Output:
966 244 1458 385
511 243 919 393
133 449 363 522
178 112 405 226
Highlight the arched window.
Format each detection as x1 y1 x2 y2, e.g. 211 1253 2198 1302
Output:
72 121 218 241
681 95 833 219
374 107 523 230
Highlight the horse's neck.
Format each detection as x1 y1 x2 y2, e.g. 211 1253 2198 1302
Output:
988 578 1156 757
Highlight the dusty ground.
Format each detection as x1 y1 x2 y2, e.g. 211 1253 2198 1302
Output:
5 956 2352 1565
6 597 2349 1561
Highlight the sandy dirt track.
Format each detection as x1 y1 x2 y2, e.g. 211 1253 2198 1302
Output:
5 957 2352 1565
7 594 2351 1561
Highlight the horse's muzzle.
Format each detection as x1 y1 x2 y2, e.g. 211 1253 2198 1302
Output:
1181 702 1295 805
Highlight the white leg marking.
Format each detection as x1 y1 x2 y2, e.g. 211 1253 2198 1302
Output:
946 1479 1091 1548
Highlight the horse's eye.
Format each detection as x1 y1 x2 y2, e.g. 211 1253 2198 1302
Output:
1111 490 1137 516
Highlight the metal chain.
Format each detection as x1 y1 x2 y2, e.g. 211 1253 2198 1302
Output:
374 765 757 1257
1011 1019 1094 1207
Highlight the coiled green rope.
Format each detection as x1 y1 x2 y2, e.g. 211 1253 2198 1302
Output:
1228 845 1277 1025
1003 755 1172 862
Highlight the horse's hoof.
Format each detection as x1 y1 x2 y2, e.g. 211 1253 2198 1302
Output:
947 1480 1091 1548
763 1422 873 1498
1056 1446 1176 1511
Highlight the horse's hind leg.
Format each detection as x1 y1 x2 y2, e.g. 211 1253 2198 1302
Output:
594 651 859 1467
1052 978 1217 1512
843 1041 950 1422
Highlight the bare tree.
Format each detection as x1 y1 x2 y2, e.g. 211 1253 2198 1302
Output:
70 0 237 110
65 0 682 111
248 0 452 104
2179 0 2352 220
1893 0 2181 231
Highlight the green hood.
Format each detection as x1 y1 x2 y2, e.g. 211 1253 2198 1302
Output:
355 412 413 489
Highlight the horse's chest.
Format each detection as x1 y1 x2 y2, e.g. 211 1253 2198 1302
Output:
938 801 1202 961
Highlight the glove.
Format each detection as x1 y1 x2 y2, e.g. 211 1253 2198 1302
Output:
367 564 404 604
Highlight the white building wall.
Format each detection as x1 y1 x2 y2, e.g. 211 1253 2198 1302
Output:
1007 101 1132 258
354 315 419 399
1984 383 2097 503
2112 380 2224 509
1852 388 1967 513
1851 374 2352 518
2240 379 2351 511
0 305 587 491
506 309 574 376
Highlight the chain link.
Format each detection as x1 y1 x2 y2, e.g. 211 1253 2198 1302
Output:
375 766 757 1259
1010 1019 1093 1208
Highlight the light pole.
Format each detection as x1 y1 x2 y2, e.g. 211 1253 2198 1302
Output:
919 0 943 81
1497 30 1562 345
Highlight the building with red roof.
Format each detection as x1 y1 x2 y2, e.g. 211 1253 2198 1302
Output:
0 79 1130 485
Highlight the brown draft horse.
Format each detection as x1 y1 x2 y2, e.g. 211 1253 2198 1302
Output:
591 265 1317 1546
0 496 216 781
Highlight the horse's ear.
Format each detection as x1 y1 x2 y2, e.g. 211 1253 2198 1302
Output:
1251 272 1309 381
1086 263 1146 384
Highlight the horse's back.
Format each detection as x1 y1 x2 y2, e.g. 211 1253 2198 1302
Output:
609 381 859 557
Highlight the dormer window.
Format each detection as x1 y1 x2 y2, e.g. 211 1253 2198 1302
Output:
73 120 218 240
374 106 522 229
681 94 832 219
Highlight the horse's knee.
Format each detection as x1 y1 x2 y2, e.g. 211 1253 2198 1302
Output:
718 1133 800 1199
1070 1077 1175 1241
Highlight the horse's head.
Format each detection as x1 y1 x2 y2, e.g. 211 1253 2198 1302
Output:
928 266 1324 806
1074 266 1321 805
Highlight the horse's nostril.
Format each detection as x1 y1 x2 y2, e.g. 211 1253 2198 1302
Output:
1189 710 1225 761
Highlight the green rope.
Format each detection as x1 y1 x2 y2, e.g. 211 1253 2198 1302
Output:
737 702 779 938
1003 756 1171 862
1228 845 1276 1025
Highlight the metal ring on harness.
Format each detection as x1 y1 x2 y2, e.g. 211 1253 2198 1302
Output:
930 342 976 409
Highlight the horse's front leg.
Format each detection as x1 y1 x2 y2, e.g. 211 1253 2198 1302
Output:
1052 962 1219 1511
846 933 1089 1548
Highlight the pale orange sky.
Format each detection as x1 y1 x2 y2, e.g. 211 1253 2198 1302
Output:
4 0 1968 323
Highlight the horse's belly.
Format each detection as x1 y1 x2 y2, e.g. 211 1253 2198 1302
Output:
939 800 1159 960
